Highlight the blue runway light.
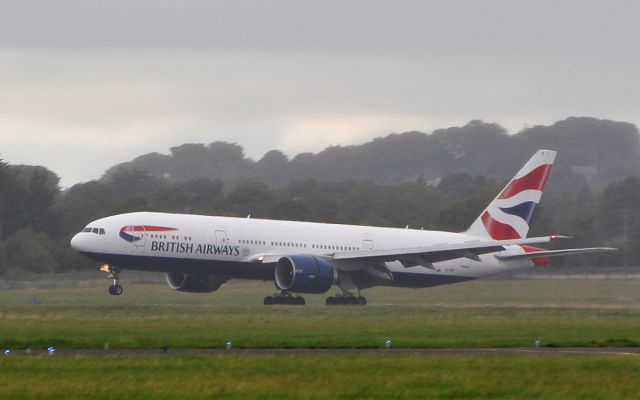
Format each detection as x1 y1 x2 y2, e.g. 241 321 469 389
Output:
4 349 10 355
47 346 56 354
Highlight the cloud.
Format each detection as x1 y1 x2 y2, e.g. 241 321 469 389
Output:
0 1 638 186
277 113 432 155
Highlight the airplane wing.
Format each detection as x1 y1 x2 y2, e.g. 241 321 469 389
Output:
255 235 565 268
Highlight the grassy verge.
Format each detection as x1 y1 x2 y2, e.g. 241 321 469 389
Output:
2 279 640 349
1 353 639 399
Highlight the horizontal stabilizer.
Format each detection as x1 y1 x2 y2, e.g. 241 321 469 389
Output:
496 247 617 261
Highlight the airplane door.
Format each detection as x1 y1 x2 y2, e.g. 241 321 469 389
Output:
215 230 228 245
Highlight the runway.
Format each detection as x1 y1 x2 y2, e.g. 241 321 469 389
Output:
12 347 640 356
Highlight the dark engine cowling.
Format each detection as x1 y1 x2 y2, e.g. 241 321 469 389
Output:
274 255 335 294
165 272 229 293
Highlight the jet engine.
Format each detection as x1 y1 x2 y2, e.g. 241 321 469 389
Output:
274 255 335 294
165 272 229 293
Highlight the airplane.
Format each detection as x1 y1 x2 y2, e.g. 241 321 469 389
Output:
70 150 615 305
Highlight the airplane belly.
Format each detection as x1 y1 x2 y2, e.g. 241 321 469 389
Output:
85 251 274 280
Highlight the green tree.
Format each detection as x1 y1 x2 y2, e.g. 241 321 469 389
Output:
0 161 29 239
56 180 116 236
268 198 311 221
22 166 60 234
153 178 224 214
597 176 640 265
110 197 151 215
227 182 275 217
106 168 164 199
4 228 59 273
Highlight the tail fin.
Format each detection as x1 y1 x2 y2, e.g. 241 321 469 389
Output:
465 149 556 240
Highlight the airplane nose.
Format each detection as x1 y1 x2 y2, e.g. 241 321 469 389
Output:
70 233 86 252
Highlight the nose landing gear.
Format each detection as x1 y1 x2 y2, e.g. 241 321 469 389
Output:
100 264 123 296
108 283 123 296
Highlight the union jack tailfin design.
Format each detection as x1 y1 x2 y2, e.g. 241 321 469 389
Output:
465 150 556 240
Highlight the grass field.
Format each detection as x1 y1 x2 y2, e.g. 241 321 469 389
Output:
2 278 640 350
0 280 640 348
2 353 640 399
2 277 640 399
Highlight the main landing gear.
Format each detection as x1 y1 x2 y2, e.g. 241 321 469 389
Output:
101 264 123 296
263 291 305 305
325 295 367 306
325 273 367 305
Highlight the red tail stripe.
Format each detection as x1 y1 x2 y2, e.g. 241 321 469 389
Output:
498 164 552 200
481 211 521 240
520 245 551 266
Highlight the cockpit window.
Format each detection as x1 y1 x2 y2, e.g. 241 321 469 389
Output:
82 227 106 235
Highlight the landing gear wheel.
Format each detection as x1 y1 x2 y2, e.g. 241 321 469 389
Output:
108 284 123 296
264 291 306 306
101 265 123 296
325 295 367 306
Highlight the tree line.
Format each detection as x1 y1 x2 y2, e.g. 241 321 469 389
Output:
104 118 640 190
1 156 638 277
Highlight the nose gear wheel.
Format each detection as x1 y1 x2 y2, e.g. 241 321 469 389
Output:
100 265 123 296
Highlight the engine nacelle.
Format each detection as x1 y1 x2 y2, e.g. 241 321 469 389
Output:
274 255 335 294
165 272 229 293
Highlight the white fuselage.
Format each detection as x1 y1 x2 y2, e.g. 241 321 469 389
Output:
71 211 535 290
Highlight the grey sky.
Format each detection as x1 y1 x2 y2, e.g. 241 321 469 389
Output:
1 0 638 187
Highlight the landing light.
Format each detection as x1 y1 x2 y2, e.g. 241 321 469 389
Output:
100 264 110 273
257 256 265 263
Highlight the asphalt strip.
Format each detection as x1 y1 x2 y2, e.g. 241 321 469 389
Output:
7 348 640 356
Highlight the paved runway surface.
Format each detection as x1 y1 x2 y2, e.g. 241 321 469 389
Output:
11 348 640 356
